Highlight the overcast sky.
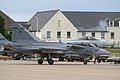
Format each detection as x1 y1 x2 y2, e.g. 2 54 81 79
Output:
0 0 120 21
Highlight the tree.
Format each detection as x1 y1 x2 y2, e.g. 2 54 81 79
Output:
0 15 5 34
0 15 11 40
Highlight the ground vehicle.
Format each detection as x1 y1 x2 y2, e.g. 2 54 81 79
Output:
65 55 93 62
0 53 13 60
98 55 109 62
13 53 35 60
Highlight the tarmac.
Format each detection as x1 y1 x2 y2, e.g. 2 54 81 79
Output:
0 59 120 80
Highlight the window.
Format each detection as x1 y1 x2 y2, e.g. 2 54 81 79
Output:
106 20 109 26
82 32 86 36
57 31 61 38
58 20 61 27
110 21 113 27
47 31 51 38
67 31 71 38
114 20 119 27
101 32 105 39
108 21 114 27
92 32 95 37
107 20 120 27
111 32 114 39
119 21 120 27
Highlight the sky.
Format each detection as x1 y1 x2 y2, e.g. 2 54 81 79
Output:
0 0 120 21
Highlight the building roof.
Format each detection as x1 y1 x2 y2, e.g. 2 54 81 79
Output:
17 22 31 29
28 10 120 31
0 11 15 31
62 11 120 31
28 10 58 31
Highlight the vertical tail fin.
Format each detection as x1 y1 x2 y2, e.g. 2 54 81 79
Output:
0 33 9 43
11 23 44 42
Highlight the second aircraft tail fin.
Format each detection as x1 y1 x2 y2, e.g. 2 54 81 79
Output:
0 33 10 43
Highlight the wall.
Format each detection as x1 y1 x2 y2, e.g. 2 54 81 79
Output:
40 11 78 41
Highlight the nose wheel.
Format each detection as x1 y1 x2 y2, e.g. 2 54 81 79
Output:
83 56 90 65
83 59 88 65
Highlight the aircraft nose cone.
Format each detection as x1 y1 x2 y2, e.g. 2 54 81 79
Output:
94 49 112 55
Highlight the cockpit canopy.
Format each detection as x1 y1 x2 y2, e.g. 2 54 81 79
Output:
77 42 96 47
67 42 95 47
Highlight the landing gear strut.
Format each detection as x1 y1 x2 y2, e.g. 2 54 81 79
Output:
47 54 54 65
83 59 88 65
83 56 90 65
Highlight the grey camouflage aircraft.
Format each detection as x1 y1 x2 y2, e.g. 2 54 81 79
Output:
0 23 111 65
52 36 113 47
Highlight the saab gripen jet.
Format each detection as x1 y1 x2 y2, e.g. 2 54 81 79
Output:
1 23 111 65
53 36 113 47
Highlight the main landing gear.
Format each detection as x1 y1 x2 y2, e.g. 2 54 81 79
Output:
83 59 88 65
37 54 54 65
37 58 54 65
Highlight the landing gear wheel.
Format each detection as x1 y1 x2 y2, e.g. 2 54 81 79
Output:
48 59 54 65
71 58 74 62
83 60 87 65
67 58 71 62
38 59 43 64
22 56 27 60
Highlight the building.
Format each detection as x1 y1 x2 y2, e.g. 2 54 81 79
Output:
0 11 15 31
28 10 120 47
0 11 30 31
1 10 119 47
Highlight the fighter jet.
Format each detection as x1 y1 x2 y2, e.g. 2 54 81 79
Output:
1 23 111 65
53 36 113 47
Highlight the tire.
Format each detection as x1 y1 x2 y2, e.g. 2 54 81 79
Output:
71 58 74 62
67 58 71 62
38 59 43 64
48 59 54 65
83 60 87 65
22 56 27 60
